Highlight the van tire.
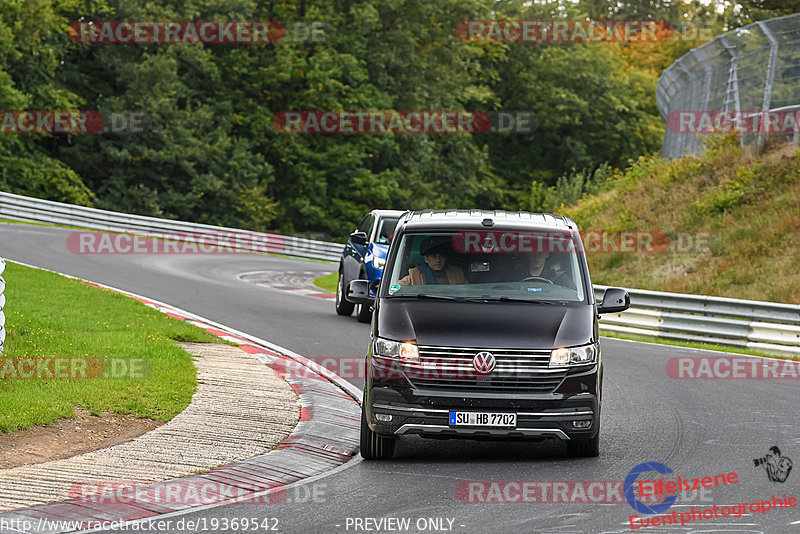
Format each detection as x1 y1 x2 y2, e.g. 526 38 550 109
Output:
566 432 600 458
360 406 396 460
355 301 372 323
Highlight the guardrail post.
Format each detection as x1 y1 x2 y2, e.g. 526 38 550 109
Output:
0 258 5 354
678 63 701 155
719 36 744 148
756 21 779 150
693 49 713 113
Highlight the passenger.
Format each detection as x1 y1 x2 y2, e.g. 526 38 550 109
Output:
397 238 467 285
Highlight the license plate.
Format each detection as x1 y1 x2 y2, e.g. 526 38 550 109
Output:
449 411 517 427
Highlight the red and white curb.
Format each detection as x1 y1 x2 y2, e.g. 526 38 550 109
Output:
238 270 335 300
0 261 361 534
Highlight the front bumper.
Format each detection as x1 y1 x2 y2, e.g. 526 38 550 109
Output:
364 364 600 441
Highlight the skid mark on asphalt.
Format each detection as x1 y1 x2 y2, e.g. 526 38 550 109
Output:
238 270 335 300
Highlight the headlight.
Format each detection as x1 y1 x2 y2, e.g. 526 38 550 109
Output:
549 343 598 367
374 338 419 361
373 256 386 269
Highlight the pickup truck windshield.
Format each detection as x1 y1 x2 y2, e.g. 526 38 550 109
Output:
384 230 587 302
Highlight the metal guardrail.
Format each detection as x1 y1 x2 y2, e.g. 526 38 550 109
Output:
0 191 342 262
594 286 800 357
1 191 798 357
0 258 5 354
657 13 800 158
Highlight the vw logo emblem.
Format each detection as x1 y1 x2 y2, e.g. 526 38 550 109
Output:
472 351 496 374
480 237 495 253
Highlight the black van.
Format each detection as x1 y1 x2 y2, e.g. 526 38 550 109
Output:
346 210 629 459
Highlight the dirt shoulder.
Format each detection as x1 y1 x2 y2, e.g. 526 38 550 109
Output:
0 342 299 512
0 407 162 469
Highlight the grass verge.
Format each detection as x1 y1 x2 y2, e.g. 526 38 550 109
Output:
0 261 220 433
313 272 338 293
561 137 800 303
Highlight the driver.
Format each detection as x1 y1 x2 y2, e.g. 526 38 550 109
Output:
398 237 466 286
523 252 573 288
527 252 548 277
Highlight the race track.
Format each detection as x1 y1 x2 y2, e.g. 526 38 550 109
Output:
1 223 798 534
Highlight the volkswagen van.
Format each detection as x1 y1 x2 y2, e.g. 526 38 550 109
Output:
346 210 630 459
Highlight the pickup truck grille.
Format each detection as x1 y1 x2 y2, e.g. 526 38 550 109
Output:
406 345 567 392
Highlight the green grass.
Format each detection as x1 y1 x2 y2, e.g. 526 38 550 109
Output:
562 137 800 304
313 272 338 293
0 262 220 433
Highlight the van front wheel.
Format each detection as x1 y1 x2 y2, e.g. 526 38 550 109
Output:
360 406 396 460
566 432 600 458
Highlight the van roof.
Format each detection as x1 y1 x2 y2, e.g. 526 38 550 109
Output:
372 209 406 218
399 210 578 232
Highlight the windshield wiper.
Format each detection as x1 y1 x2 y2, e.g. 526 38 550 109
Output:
457 295 558 304
497 296 562 305
414 294 464 301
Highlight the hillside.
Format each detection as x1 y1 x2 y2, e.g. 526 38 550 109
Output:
560 137 800 304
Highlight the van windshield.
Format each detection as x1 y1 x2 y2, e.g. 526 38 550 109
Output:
383 230 587 302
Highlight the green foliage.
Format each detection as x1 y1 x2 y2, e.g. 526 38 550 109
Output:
0 153 94 205
695 163 761 214
0 0 694 238
562 140 800 303
529 162 615 213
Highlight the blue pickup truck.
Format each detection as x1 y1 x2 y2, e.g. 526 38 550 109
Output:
336 210 405 322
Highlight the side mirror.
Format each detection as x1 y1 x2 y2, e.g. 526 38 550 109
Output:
346 280 369 304
597 288 630 314
350 230 368 246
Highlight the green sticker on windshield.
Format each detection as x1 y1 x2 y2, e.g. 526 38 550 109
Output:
389 283 400 294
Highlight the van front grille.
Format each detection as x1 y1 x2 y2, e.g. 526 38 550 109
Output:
405 345 566 393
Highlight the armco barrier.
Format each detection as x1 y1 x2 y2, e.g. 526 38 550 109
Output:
0 257 5 354
2 191 799 357
0 191 342 262
594 286 800 357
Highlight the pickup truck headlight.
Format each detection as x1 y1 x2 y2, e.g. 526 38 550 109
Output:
374 338 419 361
373 256 386 269
549 343 598 367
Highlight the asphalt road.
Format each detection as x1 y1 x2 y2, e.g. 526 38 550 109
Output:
1 223 798 534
